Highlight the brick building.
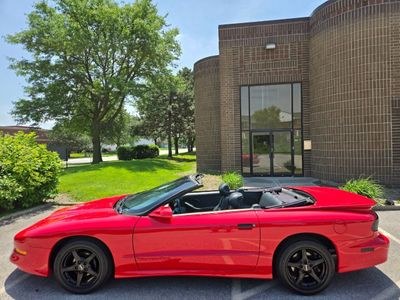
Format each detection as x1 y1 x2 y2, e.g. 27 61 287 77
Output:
194 0 400 185
0 126 50 144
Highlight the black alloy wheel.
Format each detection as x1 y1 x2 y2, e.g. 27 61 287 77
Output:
53 240 112 294
277 240 335 295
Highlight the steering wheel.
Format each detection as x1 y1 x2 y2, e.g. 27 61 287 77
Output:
172 198 183 214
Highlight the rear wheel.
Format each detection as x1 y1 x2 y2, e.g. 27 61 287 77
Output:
53 240 112 294
277 240 335 295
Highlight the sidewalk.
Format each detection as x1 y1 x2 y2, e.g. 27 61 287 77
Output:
65 148 190 165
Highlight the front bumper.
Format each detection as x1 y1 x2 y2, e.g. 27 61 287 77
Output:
337 232 390 273
10 243 50 277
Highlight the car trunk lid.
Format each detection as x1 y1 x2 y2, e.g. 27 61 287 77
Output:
292 186 376 210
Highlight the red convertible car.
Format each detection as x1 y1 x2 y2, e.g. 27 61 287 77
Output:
10 174 389 295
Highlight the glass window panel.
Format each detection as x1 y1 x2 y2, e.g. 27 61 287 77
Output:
294 129 303 175
250 84 292 129
241 86 249 130
273 131 292 175
293 83 302 129
241 131 250 174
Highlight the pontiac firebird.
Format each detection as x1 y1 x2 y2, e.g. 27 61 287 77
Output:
10 174 389 295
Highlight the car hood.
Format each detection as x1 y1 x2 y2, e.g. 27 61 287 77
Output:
293 186 376 210
14 195 128 240
50 194 126 218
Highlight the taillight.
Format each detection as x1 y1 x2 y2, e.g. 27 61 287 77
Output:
372 211 379 231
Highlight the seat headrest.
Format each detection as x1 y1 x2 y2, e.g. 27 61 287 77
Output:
227 192 244 209
259 192 281 208
219 183 231 196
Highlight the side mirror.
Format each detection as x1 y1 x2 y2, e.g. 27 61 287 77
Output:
149 205 173 220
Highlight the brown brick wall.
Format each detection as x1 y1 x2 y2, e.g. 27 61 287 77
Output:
218 18 311 175
310 0 400 185
194 56 221 172
391 1 400 185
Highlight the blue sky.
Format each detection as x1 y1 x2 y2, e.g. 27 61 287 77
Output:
0 0 326 128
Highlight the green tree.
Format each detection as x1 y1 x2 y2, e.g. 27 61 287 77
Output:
8 0 180 164
49 123 91 153
176 67 195 152
102 110 139 147
135 73 180 158
135 68 195 157
131 118 164 145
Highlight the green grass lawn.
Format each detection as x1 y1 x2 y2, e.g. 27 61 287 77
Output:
59 153 196 202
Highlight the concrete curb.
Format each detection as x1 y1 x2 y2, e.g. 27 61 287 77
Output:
373 205 400 211
52 202 83 206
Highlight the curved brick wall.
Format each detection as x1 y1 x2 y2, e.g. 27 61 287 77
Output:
309 0 400 184
194 56 221 172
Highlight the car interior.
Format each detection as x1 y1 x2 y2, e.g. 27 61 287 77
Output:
170 183 313 214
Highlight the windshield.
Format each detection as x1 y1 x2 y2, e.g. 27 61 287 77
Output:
119 176 198 215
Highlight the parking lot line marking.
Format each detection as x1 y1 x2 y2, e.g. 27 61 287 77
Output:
231 279 277 300
379 228 400 245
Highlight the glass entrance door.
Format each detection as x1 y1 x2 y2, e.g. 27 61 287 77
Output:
251 131 293 176
252 133 271 175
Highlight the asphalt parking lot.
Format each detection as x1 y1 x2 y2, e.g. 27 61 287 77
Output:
1 207 399 300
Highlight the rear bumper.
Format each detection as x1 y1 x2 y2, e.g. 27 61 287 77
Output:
337 232 389 273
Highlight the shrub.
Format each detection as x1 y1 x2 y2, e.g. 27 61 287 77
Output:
284 160 295 172
222 172 244 189
340 177 384 200
117 145 134 161
0 132 61 210
132 144 159 159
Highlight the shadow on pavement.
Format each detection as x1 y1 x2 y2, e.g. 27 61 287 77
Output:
0 205 56 227
4 267 400 300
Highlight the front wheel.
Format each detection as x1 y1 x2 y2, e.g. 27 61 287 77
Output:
277 240 335 295
53 240 112 294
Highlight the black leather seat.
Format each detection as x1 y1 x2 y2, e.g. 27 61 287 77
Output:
227 192 245 209
213 183 231 211
259 192 281 208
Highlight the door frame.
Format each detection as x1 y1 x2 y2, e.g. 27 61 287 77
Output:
239 82 304 177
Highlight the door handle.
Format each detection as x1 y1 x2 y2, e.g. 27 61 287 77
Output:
237 223 256 230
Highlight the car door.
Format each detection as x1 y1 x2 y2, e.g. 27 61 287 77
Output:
133 208 260 273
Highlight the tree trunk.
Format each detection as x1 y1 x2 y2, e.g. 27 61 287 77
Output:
168 94 173 159
91 123 103 164
189 138 195 153
174 136 179 155
187 143 190 153
167 133 172 159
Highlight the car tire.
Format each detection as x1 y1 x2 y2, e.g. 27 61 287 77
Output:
277 240 335 295
53 239 112 294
